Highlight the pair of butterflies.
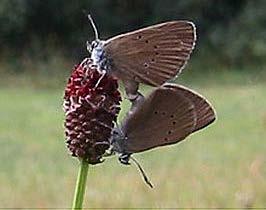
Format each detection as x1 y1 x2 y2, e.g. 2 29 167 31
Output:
87 16 216 187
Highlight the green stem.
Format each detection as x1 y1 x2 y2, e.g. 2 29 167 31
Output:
72 159 89 210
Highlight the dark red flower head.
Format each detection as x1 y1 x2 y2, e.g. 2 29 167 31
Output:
63 58 121 164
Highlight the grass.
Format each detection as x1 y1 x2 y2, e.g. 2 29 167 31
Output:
0 69 266 209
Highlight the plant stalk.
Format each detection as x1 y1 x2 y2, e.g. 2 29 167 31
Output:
72 159 89 210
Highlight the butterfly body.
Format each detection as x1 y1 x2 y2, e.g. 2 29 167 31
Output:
107 83 215 187
110 127 127 154
90 40 113 73
88 20 196 101
110 84 216 157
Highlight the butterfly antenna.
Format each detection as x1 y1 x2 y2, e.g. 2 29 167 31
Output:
88 14 99 40
130 156 153 188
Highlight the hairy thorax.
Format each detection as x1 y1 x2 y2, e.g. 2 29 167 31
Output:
91 40 113 73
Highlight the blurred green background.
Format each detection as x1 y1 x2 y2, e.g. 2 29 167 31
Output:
0 0 265 209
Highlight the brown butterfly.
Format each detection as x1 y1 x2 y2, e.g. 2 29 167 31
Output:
109 83 216 187
87 15 196 101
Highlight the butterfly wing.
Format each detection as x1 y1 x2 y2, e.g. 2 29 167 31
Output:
103 21 196 86
120 86 197 153
163 83 216 132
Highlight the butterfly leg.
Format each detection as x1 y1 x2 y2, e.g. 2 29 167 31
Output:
123 80 145 114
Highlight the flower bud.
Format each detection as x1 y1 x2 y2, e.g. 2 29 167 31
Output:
63 58 121 164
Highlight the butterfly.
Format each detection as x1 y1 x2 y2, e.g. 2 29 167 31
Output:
109 83 216 187
87 15 196 101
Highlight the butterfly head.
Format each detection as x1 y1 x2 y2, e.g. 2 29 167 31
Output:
86 39 103 54
87 15 103 54
88 39 112 73
109 127 153 188
109 127 132 165
86 15 113 73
